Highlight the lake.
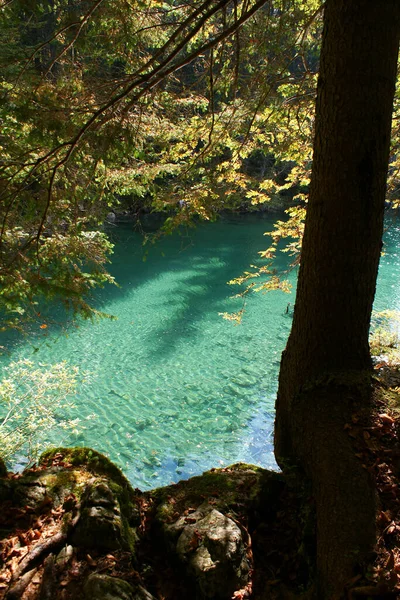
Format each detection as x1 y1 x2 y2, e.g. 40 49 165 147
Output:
1 213 400 489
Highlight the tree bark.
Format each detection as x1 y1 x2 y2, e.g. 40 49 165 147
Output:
274 2 400 598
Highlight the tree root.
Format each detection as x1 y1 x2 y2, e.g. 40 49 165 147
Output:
38 555 57 600
4 508 80 600
4 569 38 600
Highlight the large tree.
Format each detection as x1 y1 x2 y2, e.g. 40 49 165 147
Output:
275 1 400 597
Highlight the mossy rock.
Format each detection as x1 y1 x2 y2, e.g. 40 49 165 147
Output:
38 449 140 552
40 447 140 516
147 464 285 600
71 478 137 552
83 574 156 600
84 574 134 599
39 447 132 491
37 468 81 505
150 463 284 526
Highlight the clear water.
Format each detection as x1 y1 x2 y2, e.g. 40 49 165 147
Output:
374 217 400 315
1 213 400 489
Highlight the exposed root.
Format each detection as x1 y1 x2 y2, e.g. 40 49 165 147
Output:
4 508 80 600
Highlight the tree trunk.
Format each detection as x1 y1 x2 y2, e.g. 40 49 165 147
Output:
274 1 400 598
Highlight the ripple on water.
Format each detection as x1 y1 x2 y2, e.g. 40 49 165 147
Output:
4 216 400 489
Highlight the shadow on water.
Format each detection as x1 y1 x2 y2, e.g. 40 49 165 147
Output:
1 222 204 355
140 252 248 361
97 213 282 304
94 216 288 360
4 210 400 362
0 213 296 487
1 214 292 361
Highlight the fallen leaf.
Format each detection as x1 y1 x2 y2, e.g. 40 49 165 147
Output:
189 530 202 550
386 523 396 534
86 554 96 567
379 413 395 427
17 532 28 546
378 511 392 525
386 550 395 570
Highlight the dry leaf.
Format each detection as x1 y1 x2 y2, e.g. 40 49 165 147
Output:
86 554 96 567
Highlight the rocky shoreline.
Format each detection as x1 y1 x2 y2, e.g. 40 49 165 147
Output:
0 448 289 600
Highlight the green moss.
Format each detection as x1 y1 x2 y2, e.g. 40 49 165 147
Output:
150 463 284 523
39 448 139 548
38 469 79 503
121 513 138 552
84 574 135 599
39 447 133 493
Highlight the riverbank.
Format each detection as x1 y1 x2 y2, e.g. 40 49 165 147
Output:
1 359 400 599
0 450 288 600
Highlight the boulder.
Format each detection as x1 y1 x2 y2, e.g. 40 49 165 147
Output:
168 504 250 599
13 479 49 510
72 478 134 551
84 574 156 600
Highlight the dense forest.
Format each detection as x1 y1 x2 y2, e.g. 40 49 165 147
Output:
1 0 400 599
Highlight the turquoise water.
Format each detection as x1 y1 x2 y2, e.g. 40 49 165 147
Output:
374 217 400 314
2 213 400 489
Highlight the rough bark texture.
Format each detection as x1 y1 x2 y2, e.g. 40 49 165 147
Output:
275 2 400 598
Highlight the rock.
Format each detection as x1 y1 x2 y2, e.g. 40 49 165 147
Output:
169 504 250 599
13 479 48 510
86 481 116 508
72 478 133 551
56 544 74 568
84 574 156 600
39 448 132 487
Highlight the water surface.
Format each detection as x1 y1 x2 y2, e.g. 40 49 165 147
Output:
2 213 400 489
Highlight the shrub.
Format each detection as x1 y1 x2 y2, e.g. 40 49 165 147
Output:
0 359 81 465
